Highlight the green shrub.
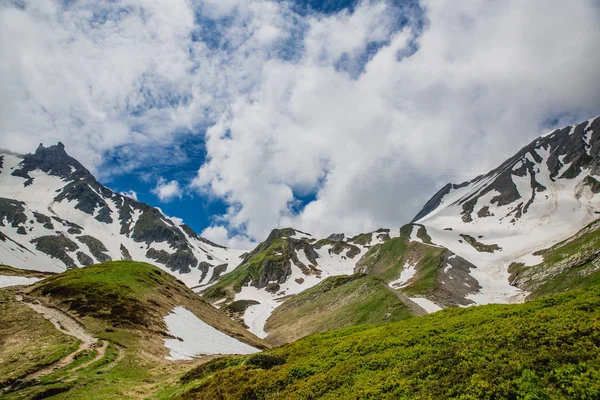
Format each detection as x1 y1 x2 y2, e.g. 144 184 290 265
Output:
245 354 286 370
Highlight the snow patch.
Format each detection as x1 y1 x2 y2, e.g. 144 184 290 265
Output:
0 275 41 288
409 297 442 313
388 263 417 288
163 306 258 360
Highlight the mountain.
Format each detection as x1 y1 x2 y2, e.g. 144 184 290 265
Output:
198 226 445 338
412 116 600 304
263 274 412 346
0 143 244 287
2 115 600 349
167 282 600 399
0 261 264 398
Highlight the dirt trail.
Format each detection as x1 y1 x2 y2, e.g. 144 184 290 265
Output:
15 295 101 379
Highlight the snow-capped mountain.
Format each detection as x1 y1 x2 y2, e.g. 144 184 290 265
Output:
3 115 599 342
0 143 244 287
414 116 600 304
199 227 398 338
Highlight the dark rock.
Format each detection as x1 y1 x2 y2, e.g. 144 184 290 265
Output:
33 211 54 230
0 197 27 228
197 261 213 284
30 234 79 269
146 248 198 274
327 233 345 241
120 244 132 260
209 263 228 283
76 251 94 266
76 235 112 263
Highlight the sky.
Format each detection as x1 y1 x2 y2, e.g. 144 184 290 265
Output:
1 0 600 249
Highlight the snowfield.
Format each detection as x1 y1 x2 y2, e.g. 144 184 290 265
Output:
163 306 259 360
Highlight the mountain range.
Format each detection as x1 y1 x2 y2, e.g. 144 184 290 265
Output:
1 115 600 398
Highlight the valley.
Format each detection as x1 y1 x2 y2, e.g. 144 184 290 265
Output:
0 115 599 398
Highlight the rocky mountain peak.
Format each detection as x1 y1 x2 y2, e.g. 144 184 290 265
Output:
12 142 93 184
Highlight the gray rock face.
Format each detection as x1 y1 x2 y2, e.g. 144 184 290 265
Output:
76 235 112 263
0 198 27 228
327 233 345 241
30 234 79 269
145 248 198 274
428 251 482 307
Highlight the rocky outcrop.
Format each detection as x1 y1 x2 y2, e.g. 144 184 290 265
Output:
30 234 79 269
76 235 112 263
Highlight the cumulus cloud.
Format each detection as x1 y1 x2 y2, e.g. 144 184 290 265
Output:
2 0 600 245
152 178 183 202
201 225 255 250
119 190 138 201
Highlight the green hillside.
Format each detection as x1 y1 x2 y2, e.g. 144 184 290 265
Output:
167 284 600 399
512 219 600 299
0 261 265 399
264 274 412 345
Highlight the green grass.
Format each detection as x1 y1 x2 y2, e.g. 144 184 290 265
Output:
169 284 600 399
264 275 412 345
513 219 600 298
348 233 373 246
3 261 264 399
203 237 292 300
0 289 79 390
356 237 446 296
0 264 53 278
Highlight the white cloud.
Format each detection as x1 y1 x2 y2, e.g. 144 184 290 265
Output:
201 225 255 250
156 207 185 226
2 0 600 246
119 190 138 201
152 178 183 202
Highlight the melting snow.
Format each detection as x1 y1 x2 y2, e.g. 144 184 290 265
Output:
163 306 258 360
0 275 41 288
388 263 417 288
409 297 442 313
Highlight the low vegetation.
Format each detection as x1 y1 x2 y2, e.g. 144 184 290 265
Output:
0 289 79 390
1 261 265 399
512 219 600 299
264 274 412 345
355 236 446 297
168 283 600 399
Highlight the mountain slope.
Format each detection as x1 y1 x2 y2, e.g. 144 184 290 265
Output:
168 282 600 400
510 218 600 299
263 274 412 346
414 116 600 304
0 144 243 287
1 261 265 399
200 228 390 337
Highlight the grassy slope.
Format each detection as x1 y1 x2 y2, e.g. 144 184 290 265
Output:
168 284 600 400
356 234 446 296
203 237 292 301
24 261 264 349
0 288 79 389
2 261 265 399
513 219 600 299
264 275 412 346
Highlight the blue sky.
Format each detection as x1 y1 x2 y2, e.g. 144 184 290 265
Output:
1 0 600 248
